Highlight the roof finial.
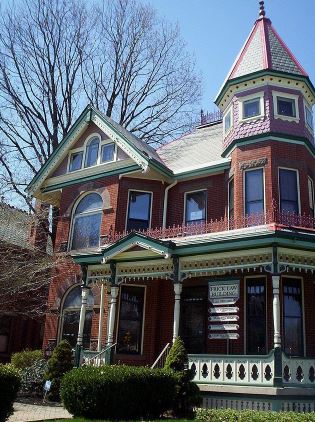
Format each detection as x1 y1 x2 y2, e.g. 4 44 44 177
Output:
259 1 266 18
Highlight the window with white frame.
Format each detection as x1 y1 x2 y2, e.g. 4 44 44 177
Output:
71 193 103 250
244 168 264 216
67 135 118 173
279 168 300 214
246 278 266 355
223 107 233 134
272 91 299 122
185 190 206 225
126 191 152 231
60 285 94 349
308 177 314 216
239 93 264 122
305 105 314 130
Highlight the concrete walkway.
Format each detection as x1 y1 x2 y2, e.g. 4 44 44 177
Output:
8 402 72 422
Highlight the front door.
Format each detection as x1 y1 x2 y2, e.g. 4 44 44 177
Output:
180 286 207 354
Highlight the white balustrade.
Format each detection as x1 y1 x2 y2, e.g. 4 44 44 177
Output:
188 353 275 386
282 354 315 386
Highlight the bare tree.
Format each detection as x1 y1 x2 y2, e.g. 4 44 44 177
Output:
84 0 201 144
0 0 201 214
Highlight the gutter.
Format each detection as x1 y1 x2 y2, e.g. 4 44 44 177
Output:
162 180 177 228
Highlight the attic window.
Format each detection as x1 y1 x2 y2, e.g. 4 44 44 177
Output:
243 98 260 119
305 105 313 130
277 97 296 117
238 92 264 122
272 91 299 122
101 143 116 162
223 106 233 135
69 151 83 172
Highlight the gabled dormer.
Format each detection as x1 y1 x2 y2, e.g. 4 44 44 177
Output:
215 1 315 156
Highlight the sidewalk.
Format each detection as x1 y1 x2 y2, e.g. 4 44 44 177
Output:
8 401 72 422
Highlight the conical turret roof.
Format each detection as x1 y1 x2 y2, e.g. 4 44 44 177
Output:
227 11 308 80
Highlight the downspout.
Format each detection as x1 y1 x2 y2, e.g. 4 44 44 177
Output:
163 180 177 228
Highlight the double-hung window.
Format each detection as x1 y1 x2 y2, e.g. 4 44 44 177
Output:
69 151 83 172
279 168 299 214
101 143 115 163
283 278 304 356
244 168 264 216
185 190 206 225
117 286 145 354
127 191 152 231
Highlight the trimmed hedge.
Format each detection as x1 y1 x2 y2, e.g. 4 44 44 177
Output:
11 349 43 370
0 364 21 422
60 365 177 420
196 408 315 422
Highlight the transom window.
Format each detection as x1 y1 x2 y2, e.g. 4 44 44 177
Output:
279 168 299 214
68 134 117 173
283 278 304 356
127 191 152 232
277 97 296 117
243 98 261 119
61 286 94 349
244 168 264 216
71 193 103 250
117 286 145 354
185 190 206 225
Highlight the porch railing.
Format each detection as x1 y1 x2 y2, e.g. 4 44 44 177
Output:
282 353 315 387
188 352 275 386
101 209 315 246
81 343 117 366
151 343 171 369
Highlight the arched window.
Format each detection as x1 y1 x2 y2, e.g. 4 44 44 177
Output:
60 286 94 349
71 193 103 250
85 137 100 168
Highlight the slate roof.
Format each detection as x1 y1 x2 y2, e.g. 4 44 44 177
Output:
227 16 308 80
157 122 227 173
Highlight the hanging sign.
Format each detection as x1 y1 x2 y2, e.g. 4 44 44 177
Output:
208 315 239 323
209 306 239 314
208 333 240 340
208 324 239 331
208 280 240 305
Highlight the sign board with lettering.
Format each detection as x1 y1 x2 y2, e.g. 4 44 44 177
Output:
208 333 240 340
208 315 239 322
209 306 239 314
208 280 240 305
208 324 239 331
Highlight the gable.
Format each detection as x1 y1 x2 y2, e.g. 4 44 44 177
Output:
27 105 173 199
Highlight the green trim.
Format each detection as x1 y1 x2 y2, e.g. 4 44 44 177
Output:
175 161 230 180
215 69 315 105
101 232 175 262
27 105 92 193
222 133 315 158
73 254 103 264
42 164 140 193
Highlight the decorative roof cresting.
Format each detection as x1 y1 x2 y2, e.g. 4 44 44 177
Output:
259 1 266 18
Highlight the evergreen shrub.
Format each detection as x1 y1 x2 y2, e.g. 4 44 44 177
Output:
60 365 177 420
164 336 201 417
196 408 315 422
0 364 21 422
11 349 43 370
45 340 73 401
20 358 48 396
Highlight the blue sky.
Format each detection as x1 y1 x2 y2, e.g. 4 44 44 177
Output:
150 0 315 112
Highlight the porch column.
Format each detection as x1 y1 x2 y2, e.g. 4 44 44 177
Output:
107 286 119 347
172 283 182 343
97 283 105 352
77 286 90 347
272 275 281 348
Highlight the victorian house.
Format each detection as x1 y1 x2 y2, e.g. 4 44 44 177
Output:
27 2 315 411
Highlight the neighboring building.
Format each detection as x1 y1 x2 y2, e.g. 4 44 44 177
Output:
27 2 315 411
0 203 46 362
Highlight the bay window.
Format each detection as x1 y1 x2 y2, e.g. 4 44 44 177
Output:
185 190 206 225
246 278 266 354
283 278 304 356
279 168 299 214
127 191 152 231
117 286 145 354
244 168 264 216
